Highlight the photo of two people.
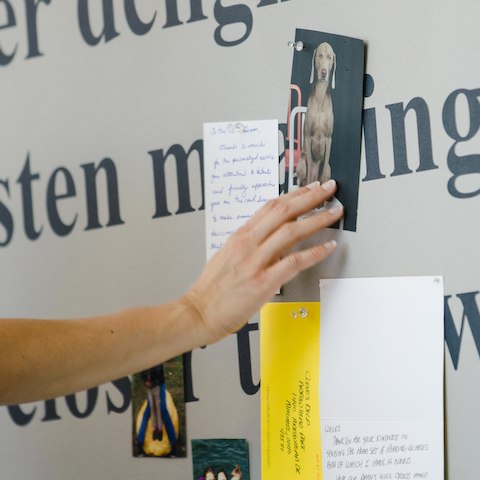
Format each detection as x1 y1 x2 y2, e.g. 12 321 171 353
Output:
192 439 250 480
197 464 243 480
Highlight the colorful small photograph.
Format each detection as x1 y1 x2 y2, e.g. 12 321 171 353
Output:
286 28 364 231
131 356 186 457
191 439 250 480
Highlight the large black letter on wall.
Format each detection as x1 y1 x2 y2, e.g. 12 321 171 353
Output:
17 153 43 241
443 88 480 198
81 158 125 230
47 167 78 237
106 377 131 414
7 404 36 426
386 97 437 176
124 0 156 35
0 0 18 65
236 322 260 396
24 0 51 59
183 352 200 403
362 74 386 181
444 291 480 370
65 388 98 419
0 179 14 246
213 0 253 47
78 0 119 46
163 0 208 28
149 140 204 218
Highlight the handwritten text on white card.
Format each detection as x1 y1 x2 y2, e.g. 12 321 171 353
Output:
319 277 444 480
204 120 279 259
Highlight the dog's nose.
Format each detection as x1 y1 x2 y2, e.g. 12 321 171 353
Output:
321 68 328 78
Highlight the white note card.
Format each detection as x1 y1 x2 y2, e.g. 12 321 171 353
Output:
203 120 279 259
319 276 444 480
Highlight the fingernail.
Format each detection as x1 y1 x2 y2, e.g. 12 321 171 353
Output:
306 181 320 190
328 204 344 216
323 239 337 252
321 179 336 192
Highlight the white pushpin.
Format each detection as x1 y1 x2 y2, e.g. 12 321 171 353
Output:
287 40 304 52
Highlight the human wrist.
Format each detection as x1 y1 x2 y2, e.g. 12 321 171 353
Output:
177 291 225 348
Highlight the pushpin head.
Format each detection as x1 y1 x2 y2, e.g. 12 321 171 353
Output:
287 40 304 52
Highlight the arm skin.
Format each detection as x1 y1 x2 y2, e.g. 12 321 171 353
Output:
0 179 343 406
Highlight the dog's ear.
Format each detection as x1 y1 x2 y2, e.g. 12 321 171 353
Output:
331 51 337 89
309 48 317 84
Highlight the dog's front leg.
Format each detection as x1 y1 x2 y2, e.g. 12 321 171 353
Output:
297 119 311 187
297 152 308 187
321 136 332 185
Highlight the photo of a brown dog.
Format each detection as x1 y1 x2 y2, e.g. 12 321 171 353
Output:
297 42 336 187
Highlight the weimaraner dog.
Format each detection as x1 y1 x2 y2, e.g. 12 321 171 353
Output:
297 42 336 187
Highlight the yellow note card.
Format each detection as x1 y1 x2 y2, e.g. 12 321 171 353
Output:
261 302 321 480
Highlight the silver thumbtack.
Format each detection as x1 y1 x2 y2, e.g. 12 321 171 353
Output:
287 40 304 52
290 307 308 319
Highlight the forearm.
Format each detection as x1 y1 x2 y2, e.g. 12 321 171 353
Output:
0 179 343 406
0 299 204 406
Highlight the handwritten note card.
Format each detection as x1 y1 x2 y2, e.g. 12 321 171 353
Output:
260 278 444 480
319 277 444 480
203 120 278 259
261 303 322 480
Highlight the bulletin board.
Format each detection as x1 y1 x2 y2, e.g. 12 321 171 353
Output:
0 2 478 479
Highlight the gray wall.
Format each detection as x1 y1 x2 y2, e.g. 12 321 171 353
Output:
0 1 478 478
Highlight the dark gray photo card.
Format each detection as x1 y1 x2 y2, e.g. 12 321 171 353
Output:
286 29 364 231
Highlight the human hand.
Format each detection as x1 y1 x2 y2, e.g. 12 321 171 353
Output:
181 179 344 344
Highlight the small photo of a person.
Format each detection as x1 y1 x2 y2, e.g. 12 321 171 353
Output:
133 359 184 457
141 365 165 441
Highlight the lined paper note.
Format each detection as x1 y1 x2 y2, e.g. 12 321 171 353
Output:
203 120 279 259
